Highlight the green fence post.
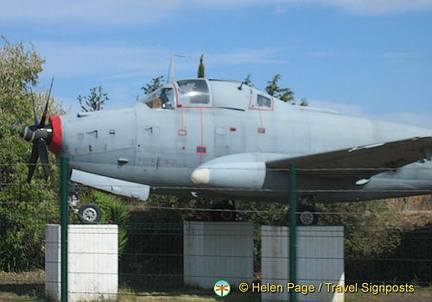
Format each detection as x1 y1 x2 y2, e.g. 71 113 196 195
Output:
60 157 69 302
289 164 297 302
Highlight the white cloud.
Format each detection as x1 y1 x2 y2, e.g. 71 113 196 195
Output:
2 0 432 27
321 0 432 14
379 112 432 129
208 48 286 65
308 99 432 129
383 52 422 59
308 99 367 117
0 0 178 25
188 0 432 15
274 6 289 14
36 42 171 78
34 39 286 77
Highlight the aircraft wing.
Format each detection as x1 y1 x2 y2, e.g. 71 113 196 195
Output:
266 137 432 180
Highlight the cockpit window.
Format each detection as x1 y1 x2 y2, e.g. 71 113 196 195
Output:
250 94 273 110
177 79 210 106
142 86 175 109
257 95 271 108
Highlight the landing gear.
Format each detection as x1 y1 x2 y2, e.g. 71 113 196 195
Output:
297 205 319 226
297 197 319 226
68 183 103 224
210 200 237 221
78 203 102 224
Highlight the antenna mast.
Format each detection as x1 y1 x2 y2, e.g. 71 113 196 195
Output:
167 53 175 83
167 54 191 83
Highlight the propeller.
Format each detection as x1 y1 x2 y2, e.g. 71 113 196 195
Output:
20 78 54 182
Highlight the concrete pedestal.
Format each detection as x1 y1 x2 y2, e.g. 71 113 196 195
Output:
261 226 344 302
45 224 118 302
183 221 254 288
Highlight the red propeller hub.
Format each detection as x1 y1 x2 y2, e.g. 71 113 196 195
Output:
48 115 62 154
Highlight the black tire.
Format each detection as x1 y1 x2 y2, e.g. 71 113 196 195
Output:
297 205 319 226
210 201 237 221
78 203 102 224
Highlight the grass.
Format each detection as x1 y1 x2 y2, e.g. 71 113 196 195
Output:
0 270 430 301
0 270 45 301
346 286 432 302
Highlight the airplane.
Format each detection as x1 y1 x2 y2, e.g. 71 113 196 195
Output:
19 74 432 225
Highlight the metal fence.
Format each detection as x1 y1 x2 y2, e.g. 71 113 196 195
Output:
0 164 431 301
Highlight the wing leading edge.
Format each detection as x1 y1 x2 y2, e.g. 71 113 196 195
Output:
267 137 432 180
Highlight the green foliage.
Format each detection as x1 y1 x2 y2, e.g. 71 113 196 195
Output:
318 199 431 284
77 86 109 112
81 190 130 257
236 200 287 225
1 36 44 132
0 184 58 271
197 54 205 78
141 75 164 95
245 73 306 105
298 97 309 106
318 200 403 258
0 37 60 272
265 74 295 104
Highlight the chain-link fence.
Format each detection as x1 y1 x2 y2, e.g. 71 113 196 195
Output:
0 164 431 301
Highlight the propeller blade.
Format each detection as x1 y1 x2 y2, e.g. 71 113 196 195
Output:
36 138 51 180
30 88 39 125
39 77 54 128
27 143 39 183
23 78 55 182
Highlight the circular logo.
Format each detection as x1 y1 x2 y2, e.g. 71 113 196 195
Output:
214 280 231 297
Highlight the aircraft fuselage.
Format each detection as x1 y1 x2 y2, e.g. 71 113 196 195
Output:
54 79 432 203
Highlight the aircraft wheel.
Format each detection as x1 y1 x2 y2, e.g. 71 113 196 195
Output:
210 201 237 221
78 203 102 224
297 205 319 226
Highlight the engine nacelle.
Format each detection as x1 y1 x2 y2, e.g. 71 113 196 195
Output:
191 161 266 190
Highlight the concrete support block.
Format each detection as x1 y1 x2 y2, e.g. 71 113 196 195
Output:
184 221 254 289
45 224 118 302
261 226 344 302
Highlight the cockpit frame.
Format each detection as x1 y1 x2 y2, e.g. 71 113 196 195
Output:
141 79 213 110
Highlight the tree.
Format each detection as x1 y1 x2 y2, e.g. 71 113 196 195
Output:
244 73 305 105
299 98 309 106
141 75 164 95
197 54 205 78
77 86 109 112
265 74 295 104
0 37 60 272
0 36 44 125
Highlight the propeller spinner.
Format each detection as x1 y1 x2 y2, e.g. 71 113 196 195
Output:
20 78 55 182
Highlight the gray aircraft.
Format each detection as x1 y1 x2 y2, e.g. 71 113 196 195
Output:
20 77 432 225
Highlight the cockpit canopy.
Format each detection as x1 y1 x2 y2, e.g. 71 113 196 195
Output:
142 79 210 109
140 78 281 112
142 85 175 109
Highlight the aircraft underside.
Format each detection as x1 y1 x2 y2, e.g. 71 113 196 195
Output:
69 158 432 204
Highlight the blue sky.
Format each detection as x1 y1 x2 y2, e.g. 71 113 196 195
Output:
1 0 432 127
